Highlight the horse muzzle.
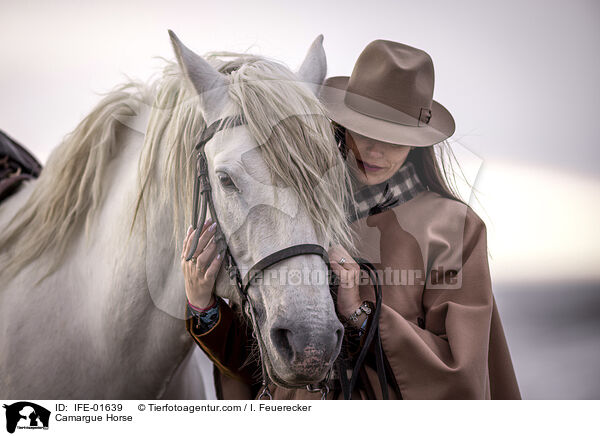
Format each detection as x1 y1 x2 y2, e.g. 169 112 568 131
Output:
268 317 343 385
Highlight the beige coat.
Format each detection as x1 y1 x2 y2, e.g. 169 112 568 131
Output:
185 191 521 400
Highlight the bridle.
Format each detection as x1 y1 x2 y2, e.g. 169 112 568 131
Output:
185 115 388 400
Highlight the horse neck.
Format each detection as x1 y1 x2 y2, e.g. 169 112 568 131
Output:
0 122 195 398
51 121 188 347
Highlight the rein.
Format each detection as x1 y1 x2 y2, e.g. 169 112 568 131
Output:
336 259 388 400
186 115 388 400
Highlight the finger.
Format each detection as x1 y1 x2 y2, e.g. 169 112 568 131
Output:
342 258 360 272
181 255 191 275
330 254 353 269
330 261 354 286
196 237 218 270
182 226 194 259
191 220 217 260
338 253 358 271
329 251 357 271
329 258 345 275
328 246 343 263
327 244 342 258
204 250 224 280
329 244 352 260
185 219 213 260
329 259 359 287
201 217 213 231
340 269 359 288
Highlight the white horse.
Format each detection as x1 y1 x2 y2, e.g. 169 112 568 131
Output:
0 32 355 399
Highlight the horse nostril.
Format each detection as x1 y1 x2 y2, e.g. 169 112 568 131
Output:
270 327 294 362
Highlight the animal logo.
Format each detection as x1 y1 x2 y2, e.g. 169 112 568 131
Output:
2 402 50 434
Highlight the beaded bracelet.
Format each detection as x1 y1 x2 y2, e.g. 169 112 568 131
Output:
342 302 372 340
348 301 372 323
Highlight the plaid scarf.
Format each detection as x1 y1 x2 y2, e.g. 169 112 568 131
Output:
346 161 425 223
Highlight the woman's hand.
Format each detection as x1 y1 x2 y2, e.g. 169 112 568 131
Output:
181 218 224 309
328 245 363 320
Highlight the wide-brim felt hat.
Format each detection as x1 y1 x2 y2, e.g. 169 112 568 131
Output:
319 39 455 147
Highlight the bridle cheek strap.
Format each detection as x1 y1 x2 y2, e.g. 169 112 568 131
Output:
185 115 245 261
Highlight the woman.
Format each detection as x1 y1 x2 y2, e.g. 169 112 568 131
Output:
182 40 521 399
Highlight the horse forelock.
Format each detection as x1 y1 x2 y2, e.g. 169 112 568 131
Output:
227 59 356 252
142 53 357 258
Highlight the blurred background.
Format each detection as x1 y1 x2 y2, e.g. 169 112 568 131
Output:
1 0 598 399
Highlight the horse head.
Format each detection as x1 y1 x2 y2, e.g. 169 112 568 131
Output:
169 31 352 388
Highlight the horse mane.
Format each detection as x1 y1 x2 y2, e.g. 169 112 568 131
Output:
0 52 357 283
0 81 151 282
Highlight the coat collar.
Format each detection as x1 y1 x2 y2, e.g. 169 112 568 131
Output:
347 161 425 223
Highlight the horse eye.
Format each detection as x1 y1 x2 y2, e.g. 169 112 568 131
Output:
217 172 237 190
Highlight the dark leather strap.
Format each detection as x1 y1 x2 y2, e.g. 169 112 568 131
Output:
337 258 389 400
186 115 246 261
241 244 329 295
193 115 246 151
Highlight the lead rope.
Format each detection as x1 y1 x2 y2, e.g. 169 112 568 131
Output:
223 249 273 400
245 300 273 400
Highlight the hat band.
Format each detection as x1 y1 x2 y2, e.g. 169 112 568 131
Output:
344 91 432 127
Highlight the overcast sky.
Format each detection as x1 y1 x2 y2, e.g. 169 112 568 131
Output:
1 0 598 283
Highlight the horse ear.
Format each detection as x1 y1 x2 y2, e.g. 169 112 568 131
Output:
297 34 327 95
168 30 228 124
